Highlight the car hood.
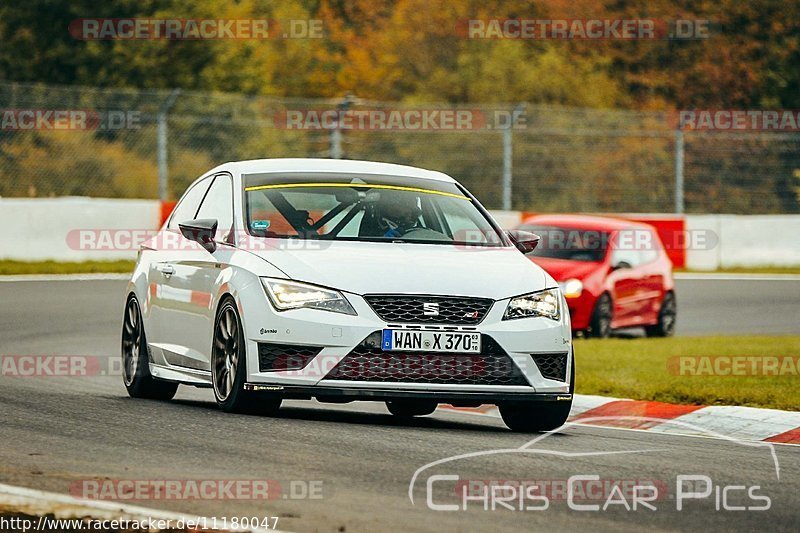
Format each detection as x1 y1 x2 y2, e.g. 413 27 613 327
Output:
528 256 602 281
252 241 548 300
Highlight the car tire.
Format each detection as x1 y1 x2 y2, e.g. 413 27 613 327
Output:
588 293 613 339
386 400 438 418
121 295 179 401
499 357 574 432
212 297 282 415
645 291 677 338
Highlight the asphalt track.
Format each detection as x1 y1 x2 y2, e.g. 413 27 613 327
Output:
0 278 798 532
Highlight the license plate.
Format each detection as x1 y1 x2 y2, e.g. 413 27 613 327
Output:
382 330 481 353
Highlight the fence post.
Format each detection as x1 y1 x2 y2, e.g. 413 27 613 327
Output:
674 125 685 214
330 94 354 159
157 89 181 201
501 104 526 211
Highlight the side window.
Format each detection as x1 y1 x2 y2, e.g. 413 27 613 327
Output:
639 230 661 264
610 248 641 268
167 178 212 230
610 229 640 267
611 229 660 267
195 174 234 235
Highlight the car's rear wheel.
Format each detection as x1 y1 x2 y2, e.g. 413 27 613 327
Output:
645 291 677 338
212 297 282 415
121 295 179 400
588 293 612 338
499 356 574 432
386 400 437 418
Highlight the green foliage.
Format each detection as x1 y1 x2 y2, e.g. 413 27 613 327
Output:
0 0 797 213
2 0 797 109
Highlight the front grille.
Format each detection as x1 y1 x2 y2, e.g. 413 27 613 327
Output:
258 343 323 372
324 333 529 386
364 295 493 325
531 352 569 381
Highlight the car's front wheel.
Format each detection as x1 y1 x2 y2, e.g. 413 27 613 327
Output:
212 297 282 415
499 358 574 432
121 295 178 400
386 400 437 418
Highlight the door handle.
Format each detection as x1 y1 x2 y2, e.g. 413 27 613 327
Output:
158 264 175 277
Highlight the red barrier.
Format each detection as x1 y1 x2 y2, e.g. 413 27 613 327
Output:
160 201 177 227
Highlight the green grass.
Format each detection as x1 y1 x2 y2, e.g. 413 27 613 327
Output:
574 336 800 411
0 260 135 275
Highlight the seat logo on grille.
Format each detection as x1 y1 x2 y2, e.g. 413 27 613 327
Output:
422 302 440 316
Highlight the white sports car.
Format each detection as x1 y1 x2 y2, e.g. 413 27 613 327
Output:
123 158 574 431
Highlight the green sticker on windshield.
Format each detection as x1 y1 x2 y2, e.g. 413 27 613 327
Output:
251 220 270 231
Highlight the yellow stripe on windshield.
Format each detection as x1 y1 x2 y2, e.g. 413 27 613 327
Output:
244 182 470 200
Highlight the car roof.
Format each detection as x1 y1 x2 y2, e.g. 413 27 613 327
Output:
519 214 654 232
208 158 456 183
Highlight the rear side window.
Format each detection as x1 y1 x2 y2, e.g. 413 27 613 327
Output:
639 230 661 264
611 228 660 266
167 178 212 230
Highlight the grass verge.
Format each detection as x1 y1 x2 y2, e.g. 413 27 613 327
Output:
0 260 135 275
574 335 800 411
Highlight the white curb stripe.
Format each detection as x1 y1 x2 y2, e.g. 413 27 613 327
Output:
649 405 800 441
438 395 800 446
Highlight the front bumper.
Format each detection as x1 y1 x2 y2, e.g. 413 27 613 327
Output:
244 383 572 405
240 288 573 396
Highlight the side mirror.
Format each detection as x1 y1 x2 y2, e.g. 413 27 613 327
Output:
505 230 540 254
178 218 218 253
611 260 632 271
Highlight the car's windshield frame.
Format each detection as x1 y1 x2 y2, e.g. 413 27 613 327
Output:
241 172 509 247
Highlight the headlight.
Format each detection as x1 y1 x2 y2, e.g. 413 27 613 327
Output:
559 278 583 298
503 288 561 321
261 278 356 315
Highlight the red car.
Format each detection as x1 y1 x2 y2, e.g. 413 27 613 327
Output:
518 214 676 338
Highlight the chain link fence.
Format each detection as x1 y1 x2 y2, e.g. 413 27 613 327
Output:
1 82 798 214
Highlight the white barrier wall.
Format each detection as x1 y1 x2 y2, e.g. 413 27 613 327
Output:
0 199 798 268
0 198 160 261
495 210 800 270
686 214 800 270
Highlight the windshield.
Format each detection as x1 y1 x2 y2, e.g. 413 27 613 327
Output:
243 173 504 246
520 224 610 262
